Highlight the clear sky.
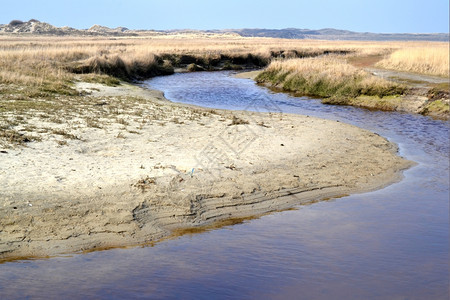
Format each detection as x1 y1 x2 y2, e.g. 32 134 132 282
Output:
1 0 448 33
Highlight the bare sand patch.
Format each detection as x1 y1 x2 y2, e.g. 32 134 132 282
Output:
0 82 413 260
233 70 262 80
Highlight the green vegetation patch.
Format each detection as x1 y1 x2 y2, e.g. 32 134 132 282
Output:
323 95 403 111
421 100 449 117
427 83 450 101
79 74 121 86
256 67 405 99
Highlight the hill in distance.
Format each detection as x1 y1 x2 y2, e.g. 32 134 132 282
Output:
0 19 448 41
219 28 449 41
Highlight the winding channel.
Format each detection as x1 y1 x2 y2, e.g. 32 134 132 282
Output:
1 71 448 299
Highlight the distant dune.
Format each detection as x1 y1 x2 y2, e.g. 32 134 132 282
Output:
216 28 449 41
0 19 139 36
1 19 448 41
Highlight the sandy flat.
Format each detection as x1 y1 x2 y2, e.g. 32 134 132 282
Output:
0 82 413 260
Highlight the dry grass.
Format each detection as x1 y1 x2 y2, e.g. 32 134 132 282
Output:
257 56 405 98
376 46 449 77
0 35 445 91
229 115 249 125
0 35 448 147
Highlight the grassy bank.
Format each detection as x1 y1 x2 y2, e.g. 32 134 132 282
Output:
256 55 449 118
256 57 406 100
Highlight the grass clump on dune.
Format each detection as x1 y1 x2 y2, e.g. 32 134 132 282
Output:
70 52 175 80
0 44 175 100
256 56 406 99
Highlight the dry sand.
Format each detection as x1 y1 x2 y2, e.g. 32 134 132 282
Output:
0 81 413 260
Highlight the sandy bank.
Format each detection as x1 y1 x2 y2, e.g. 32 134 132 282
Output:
0 81 413 260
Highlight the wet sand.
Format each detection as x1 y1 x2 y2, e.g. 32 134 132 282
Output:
0 82 413 260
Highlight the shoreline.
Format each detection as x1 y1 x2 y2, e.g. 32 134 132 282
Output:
240 68 449 120
0 81 413 261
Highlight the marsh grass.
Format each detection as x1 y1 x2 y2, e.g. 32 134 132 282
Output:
257 57 405 99
376 47 449 77
0 36 448 146
427 82 450 100
70 53 175 80
421 100 450 115
322 95 403 111
78 74 121 86
0 36 446 97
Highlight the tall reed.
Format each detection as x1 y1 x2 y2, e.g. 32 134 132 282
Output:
376 47 449 77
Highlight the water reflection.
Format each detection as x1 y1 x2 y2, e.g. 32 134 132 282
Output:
0 71 448 299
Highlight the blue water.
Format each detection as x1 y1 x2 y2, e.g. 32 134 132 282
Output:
0 71 448 299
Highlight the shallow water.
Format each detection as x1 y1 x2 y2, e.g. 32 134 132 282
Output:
1 71 448 299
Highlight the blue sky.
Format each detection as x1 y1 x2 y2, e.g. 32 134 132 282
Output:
1 0 448 33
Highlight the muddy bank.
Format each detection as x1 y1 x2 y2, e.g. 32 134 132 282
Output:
0 82 412 261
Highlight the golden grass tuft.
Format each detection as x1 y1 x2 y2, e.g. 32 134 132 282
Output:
257 56 405 98
376 47 449 77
